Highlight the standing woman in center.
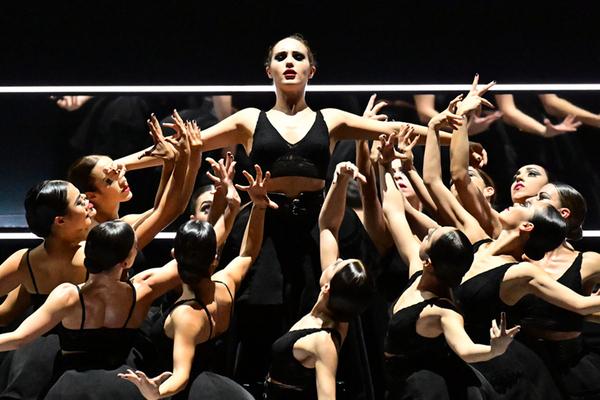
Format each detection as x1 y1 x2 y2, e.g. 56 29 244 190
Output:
117 34 473 388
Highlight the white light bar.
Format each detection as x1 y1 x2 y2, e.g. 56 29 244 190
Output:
0 232 176 240
2 84 600 94
1 231 600 239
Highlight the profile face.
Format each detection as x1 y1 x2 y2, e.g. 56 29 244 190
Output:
266 38 315 88
90 156 132 205
63 183 96 233
511 164 548 204
418 226 454 262
529 183 561 209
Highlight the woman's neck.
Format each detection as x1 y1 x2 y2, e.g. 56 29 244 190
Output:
87 266 125 285
273 88 309 114
183 279 216 304
417 270 452 298
44 234 82 257
488 230 523 260
309 295 336 327
93 201 120 223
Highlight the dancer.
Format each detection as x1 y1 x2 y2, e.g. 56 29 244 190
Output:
264 161 373 400
119 165 273 399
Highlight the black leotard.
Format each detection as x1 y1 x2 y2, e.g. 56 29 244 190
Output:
518 252 584 332
148 281 234 377
384 272 492 399
249 111 330 180
266 327 341 399
57 281 137 370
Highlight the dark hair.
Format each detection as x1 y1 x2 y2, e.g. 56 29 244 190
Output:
345 179 362 209
264 33 317 67
68 155 102 193
24 180 70 238
174 220 217 285
327 260 373 322
428 229 473 287
84 221 135 274
553 183 586 241
474 168 497 205
189 184 216 215
523 204 567 260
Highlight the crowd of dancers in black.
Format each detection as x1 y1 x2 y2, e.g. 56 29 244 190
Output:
1 35 600 400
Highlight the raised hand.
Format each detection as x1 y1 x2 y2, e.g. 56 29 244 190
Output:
456 74 496 117
468 111 503 136
206 152 240 205
118 369 172 400
397 126 419 171
235 165 278 209
544 115 582 138
468 141 488 168
429 95 465 132
363 94 389 121
186 120 203 152
333 161 367 185
55 96 92 111
139 114 177 161
101 162 127 186
489 312 520 356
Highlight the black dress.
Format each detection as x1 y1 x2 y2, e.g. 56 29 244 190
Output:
384 272 493 399
265 327 342 400
516 253 600 399
453 262 562 400
146 280 251 400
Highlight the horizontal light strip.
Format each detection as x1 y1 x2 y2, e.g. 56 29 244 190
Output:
2 84 600 94
2 231 600 240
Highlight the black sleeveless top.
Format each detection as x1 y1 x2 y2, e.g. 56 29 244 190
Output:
385 272 458 358
149 280 234 376
454 263 517 343
57 281 137 369
268 327 342 394
517 253 584 332
249 111 330 180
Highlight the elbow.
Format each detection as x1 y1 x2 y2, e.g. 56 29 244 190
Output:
450 168 468 184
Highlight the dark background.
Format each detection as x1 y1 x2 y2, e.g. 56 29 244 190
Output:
1 1 599 232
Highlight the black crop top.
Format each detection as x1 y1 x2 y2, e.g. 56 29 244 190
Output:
454 263 517 344
249 111 330 180
268 327 342 395
385 272 458 358
517 253 584 332
57 281 137 369
148 280 233 376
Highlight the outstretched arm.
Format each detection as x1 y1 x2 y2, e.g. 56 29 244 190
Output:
450 76 502 238
378 132 424 278
319 162 367 270
495 94 581 138
205 153 242 249
0 283 76 351
422 98 489 244
212 165 275 294
438 310 518 363
116 108 258 171
538 94 600 128
0 249 27 297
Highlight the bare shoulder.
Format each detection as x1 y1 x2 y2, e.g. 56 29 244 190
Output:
233 107 262 129
171 303 208 337
47 282 81 307
2 248 29 268
503 261 537 280
583 251 600 266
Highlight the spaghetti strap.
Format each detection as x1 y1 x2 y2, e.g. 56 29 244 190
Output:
214 280 235 320
122 280 137 328
170 297 213 340
73 284 86 330
25 249 40 294
323 328 342 347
